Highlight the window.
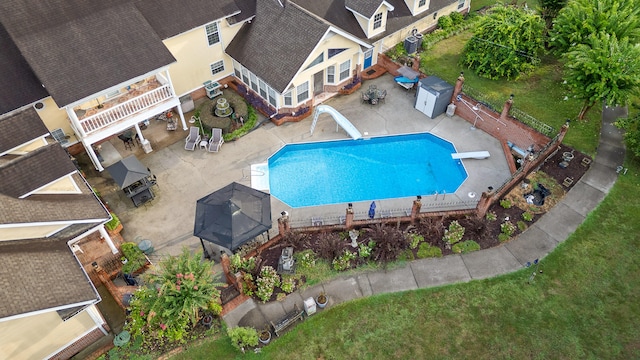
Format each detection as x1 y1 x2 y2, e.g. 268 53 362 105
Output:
373 13 383 29
241 68 249 84
51 128 69 146
457 0 465 9
268 88 276 107
210 60 224 75
327 65 335 83
328 48 347 58
297 82 309 103
284 90 292 106
250 73 259 92
419 0 427 6
305 53 324 70
205 22 220 46
339 60 350 81
234 64 241 79
259 79 267 98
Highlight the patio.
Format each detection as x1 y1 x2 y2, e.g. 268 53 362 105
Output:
82 73 511 259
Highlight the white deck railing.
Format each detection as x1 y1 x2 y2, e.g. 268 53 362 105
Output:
79 85 173 135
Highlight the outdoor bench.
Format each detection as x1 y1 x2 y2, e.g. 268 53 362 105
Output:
270 304 305 337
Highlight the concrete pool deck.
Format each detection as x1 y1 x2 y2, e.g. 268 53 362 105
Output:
89 73 511 259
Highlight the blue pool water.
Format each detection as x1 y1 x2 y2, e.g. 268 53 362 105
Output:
268 133 468 208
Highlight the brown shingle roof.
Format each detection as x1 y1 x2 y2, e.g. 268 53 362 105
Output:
344 0 384 18
225 0 330 93
0 108 49 155
0 1 176 107
228 0 257 25
0 237 98 318
0 144 77 198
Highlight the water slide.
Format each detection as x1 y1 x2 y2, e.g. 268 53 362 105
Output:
310 105 362 140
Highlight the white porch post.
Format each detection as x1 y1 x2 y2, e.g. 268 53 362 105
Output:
99 225 119 254
83 140 103 172
134 123 145 142
165 69 188 130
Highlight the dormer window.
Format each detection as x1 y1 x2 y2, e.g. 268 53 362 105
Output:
373 13 383 29
419 0 427 6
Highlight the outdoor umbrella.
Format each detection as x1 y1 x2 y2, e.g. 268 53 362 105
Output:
368 201 376 219
105 155 150 189
194 182 272 252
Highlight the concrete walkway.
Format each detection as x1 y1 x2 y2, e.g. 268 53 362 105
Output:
222 106 627 332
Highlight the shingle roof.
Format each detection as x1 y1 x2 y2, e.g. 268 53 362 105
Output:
0 144 77 198
0 24 48 114
0 237 98 319
0 108 49 155
135 0 240 39
226 0 330 93
228 0 257 25
0 1 176 107
344 0 384 18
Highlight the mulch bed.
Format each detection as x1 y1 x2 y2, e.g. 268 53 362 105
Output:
245 144 592 301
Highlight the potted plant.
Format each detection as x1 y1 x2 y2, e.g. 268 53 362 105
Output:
258 328 272 345
316 291 328 308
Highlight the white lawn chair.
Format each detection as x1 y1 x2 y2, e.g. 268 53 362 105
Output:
185 126 201 151
207 128 224 152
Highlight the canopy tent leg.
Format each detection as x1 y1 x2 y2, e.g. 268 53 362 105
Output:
200 238 211 260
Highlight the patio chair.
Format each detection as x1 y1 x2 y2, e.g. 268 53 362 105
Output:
185 126 201 151
378 89 387 104
208 128 224 152
361 92 370 104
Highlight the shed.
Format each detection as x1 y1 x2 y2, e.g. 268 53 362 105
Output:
414 76 454 119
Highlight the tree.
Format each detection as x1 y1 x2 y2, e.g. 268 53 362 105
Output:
127 248 223 343
562 33 640 119
538 0 567 34
550 0 640 55
460 5 545 80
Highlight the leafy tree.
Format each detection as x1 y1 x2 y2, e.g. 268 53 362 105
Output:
538 0 567 34
550 0 640 55
562 33 640 119
460 5 545 79
127 248 223 343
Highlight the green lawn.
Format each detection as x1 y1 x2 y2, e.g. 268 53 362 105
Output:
169 9 640 359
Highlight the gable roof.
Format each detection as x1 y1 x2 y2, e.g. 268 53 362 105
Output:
0 24 48 114
226 0 330 93
344 0 386 18
0 0 176 107
228 0 257 25
135 0 241 39
0 237 98 319
0 108 49 155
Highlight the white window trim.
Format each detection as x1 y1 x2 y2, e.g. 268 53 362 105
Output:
284 90 293 106
373 13 383 29
339 60 351 81
297 82 309 103
205 22 220 46
210 60 224 75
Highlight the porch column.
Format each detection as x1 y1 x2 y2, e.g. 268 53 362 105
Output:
134 123 145 142
83 140 103 171
99 226 119 254
165 69 188 130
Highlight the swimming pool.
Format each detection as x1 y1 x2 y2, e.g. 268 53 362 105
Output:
268 133 468 208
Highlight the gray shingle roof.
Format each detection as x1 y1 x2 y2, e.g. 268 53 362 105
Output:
0 24 48 114
228 0 257 25
135 0 240 39
0 108 49 155
226 0 330 93
0 1 176 107
0 237 98 319
344 0 385 18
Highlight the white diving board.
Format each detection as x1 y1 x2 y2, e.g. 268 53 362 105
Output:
451 151 491 160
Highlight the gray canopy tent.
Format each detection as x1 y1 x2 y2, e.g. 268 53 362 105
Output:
193 182 272 255
106 155 156 207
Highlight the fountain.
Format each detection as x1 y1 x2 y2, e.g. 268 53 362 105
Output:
214 98 233 118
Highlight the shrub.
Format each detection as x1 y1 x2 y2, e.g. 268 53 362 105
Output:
408 233 424 249
241 273 255 297
500 221 517 236
398 249 416 261
105 212 121 231
294 250 317 269
517 220 528 231
280 277 295 294
500 199 512 209
498 233 511 242
317 232 345 260
443 220 465 245
449 11 464 25
438 15 454 30
522 211 534 222
367 224 407 264
485 211 497 221
256 266 280 302
229 254 256 274
358 241 375 259
121 242 148 274
223 105 258 142
332 250 357 271
452 240 481 254
227 327 258 353
417 243 443 258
